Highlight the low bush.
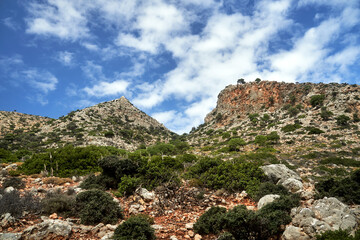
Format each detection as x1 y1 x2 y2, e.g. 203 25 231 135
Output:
41 192 76 216
316 229 360 240
43 177 72 185
281 124 302 133
315 169 360 204
217 232 236 240
251 182 290 201
113 215 156 240
75 189 123 225
80 173 117 190
193 206 226 234
2 177 25 189
320 157 360 167
117 175 141 196
0 190 41 217
310 94 325 107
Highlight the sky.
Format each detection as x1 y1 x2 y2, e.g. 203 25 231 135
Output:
0 0 360 134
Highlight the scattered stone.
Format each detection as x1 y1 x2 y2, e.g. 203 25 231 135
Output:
185 223 193 230
1 213 16 228
194 234 202 240
4 186 15 193
151 224 163 230
129 203 145 214
188 230 195 237
49 213 57 219
257 194 280 209
100 232 114 240
170 236 178 240
137 188 155 201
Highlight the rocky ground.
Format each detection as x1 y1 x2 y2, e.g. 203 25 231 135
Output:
1 162 359 240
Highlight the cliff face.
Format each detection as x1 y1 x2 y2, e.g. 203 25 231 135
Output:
0 97 174 151
205 81 360 128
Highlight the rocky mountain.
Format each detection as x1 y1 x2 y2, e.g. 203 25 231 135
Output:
0 97 174 151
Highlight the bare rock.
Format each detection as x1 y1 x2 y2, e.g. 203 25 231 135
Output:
282 178 303 193
0 233 21 240
257 194 280 209
282 226 310 240
137 188 155 201
22 219 72 239
260 164 301 184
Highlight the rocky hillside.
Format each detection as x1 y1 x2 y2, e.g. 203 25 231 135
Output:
0 97 174 151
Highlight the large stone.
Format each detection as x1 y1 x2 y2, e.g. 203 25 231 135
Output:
4 186 15 193
0 233 21 240
257 194 280 209
282 178 303 193
290 197 358 237
282 226 310 240
21 219 72 239
260 164 301 184
1 213 16 228
137 188 155 201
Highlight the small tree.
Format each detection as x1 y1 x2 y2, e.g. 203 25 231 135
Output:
228 138 246 151
310 95 325 107
237 78 245 84
336 114 350 127
255 78 261 83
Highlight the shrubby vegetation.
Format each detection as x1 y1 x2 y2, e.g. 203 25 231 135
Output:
113 215 156 240
310 94 325 107
194 193 299 240
316 229 360 240
315 169 360 204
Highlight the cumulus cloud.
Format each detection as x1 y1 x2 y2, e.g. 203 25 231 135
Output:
83 80 129 97
22 0 360 132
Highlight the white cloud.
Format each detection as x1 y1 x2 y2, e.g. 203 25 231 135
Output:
56 51 74 66
152 110 178 125
26 0 89 40
83 80 129 97
82 42 99 51
21 69 58 93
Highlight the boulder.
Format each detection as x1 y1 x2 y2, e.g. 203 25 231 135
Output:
1 213 16 228
260 164 301 184
282 178 303 193
21 219 72 239
137 188 155 201
289 197 358 237
282 226 310 240
257 194 280 209
4 186 15 193
0 233 21 240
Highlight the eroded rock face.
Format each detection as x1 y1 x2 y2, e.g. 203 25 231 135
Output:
287 197 358 239
21 219 72 240
257 194 280 209
282 226 310 240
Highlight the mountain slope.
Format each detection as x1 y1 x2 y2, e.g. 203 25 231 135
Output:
0 97 174 151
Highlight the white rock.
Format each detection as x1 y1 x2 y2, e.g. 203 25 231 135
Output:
257 194 280 209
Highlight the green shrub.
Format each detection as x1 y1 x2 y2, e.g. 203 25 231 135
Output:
336 114 351 127
228 138 246 151
0 190 41 218
76 189 123 225
316 229 360 240
320 107 333 121
307 127 324 135
251 182 289 201
117 176 141 196
254 135 267 146
315 170 360 204
320 157 360 167
147 143 176 156
310 95 325 107
2 177 25 189
79 173 117 190
281 124 302 133
104 131 115 138
194 206 226 234
217 232 236 240
113 215 156 240
41 192 75 216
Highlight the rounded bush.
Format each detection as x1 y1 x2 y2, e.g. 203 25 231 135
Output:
2 177 25 189
76 189 123 225
113 215 156 240
41 192 75 216
194 206 226 234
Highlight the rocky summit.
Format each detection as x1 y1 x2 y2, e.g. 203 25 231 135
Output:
0 81 360 240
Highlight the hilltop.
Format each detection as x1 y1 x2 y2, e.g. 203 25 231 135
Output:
0 96 174 152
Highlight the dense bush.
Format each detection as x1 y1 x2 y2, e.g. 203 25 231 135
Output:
251 182 290 201
281 124 302 133
228 138 246 151
217 232 236 240
194 195 299 240
20 145 124 177
0 190 41 217
193 206 226 234
113 215 156 240
2 177 25 189
320 107 333 121
316 229 360 240
80 173 117 190
307 127 324 135
117 175 141 196
310 94 325 107
147 143 176 156
315 169 360 204
320 157 360 167
75 189 123 225
41 192 76 216
336 114 351 127
187 158 265 194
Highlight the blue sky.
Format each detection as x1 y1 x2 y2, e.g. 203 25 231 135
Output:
0 0 359 133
